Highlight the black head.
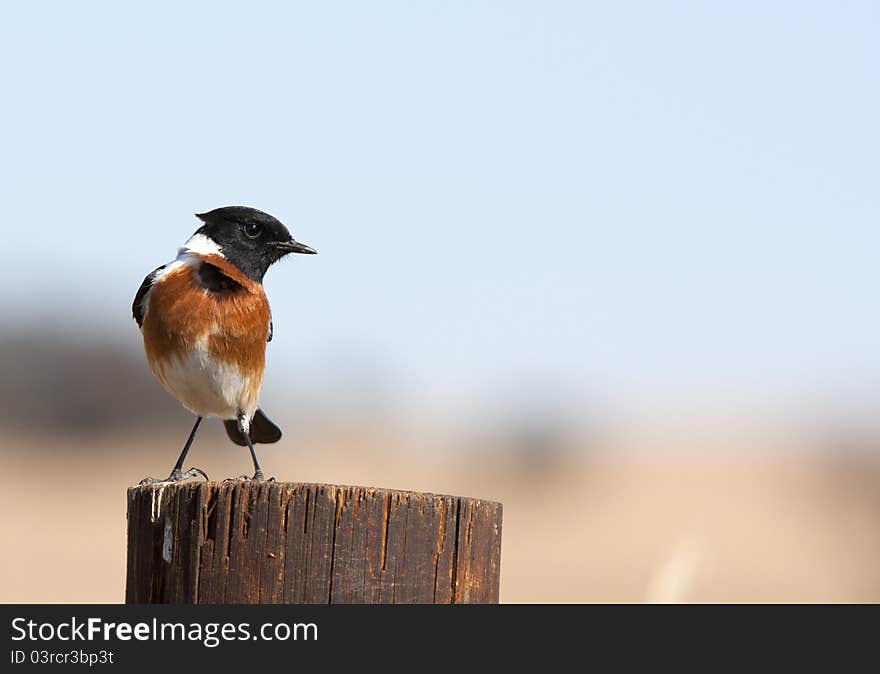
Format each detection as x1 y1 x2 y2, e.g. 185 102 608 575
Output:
193 206 316 282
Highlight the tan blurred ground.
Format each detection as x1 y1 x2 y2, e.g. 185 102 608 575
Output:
2 424 879 603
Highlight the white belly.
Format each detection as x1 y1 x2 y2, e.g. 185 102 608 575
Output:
152 345 259 420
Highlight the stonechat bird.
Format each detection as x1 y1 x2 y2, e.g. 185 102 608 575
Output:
132 206 316 482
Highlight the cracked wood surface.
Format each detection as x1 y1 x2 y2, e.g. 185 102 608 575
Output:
126 482 502 604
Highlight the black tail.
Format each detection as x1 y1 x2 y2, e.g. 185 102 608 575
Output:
224 408 283 446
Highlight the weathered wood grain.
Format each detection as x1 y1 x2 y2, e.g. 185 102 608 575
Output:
126 482 502 604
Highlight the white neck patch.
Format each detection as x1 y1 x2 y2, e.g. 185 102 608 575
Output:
180 233 224 259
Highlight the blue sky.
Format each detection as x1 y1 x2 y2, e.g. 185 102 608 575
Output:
1 2 878 410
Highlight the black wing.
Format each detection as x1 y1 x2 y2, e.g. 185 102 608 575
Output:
132 265 165 328
268 319 273 343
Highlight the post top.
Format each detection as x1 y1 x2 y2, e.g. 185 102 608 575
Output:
127 480 503 509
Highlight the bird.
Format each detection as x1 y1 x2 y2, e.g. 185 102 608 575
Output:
132 206 316 483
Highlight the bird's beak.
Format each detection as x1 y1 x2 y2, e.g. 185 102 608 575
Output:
274 239 317 255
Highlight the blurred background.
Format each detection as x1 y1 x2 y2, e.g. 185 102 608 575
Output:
2 2 880 602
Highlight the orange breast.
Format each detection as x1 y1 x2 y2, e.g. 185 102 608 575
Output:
142 255 271 393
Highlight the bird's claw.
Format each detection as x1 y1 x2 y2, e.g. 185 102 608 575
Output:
139 467 209 485
223 471 272 482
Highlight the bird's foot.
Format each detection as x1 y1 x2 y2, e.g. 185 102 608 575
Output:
223 471 273 482
139 467 209 485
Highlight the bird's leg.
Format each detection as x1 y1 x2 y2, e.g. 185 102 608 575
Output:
139 416 209 484
236 412 266 480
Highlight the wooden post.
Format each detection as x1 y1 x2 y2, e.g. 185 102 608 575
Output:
126 481 502 604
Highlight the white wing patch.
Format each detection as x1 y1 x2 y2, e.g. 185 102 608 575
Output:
143 232 226 303
180 233 224 259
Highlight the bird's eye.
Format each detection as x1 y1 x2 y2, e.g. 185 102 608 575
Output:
243 223 261 238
